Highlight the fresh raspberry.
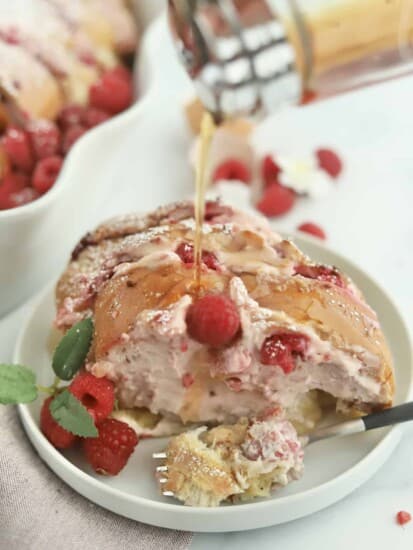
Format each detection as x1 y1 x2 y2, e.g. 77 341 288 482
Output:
182 373 194 388
316 148 342 178
69 372 115 423
62 125 87 154
256 183 296 217
83 107 111 129
295 264 345 288
109 65 133 84
83 418 138 475
176 242 194 264
297 222 326 240
89 70 133 114
212 158 251 184
32 156 63 194
40 396 77 449
186 294 240 347
0 172 30 209
175 242 219 270
2 126 34 172
27 120 61 159
57 104 86 130
261 154 281 186
396 511 411 526
260 332 309 373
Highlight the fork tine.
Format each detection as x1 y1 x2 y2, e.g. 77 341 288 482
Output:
156 465 168 473
162 491 175 497
153 452 167 459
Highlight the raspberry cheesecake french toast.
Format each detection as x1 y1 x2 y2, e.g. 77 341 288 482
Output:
55 200 394 503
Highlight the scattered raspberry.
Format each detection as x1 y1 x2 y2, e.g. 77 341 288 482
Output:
40 396 77 449
316 148 342 178
89 69 133 114
175 242 219 270
260 332 309 373
186 294 240 347
28 120 61 159
83 418 138 475
83 107 111 129
295 264 345 288
297 222 326 240
2 126 34 172
32 156 63 194
396 511 411 526
69 372 115 423
182 373 194 388
62 125 87 154
57 104 86 130
261 154 281 186
256 183 296 217
212 158 251 184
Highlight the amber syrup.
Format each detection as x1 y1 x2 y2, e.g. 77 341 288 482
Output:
193 111 216 289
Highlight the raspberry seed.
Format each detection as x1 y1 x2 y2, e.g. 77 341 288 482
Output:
40 396 77 449
257 183 296 217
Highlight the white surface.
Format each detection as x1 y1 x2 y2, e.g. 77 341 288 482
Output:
14 234 412 532
0 10 412 546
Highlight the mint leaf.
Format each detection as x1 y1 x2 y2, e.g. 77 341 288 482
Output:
0 364 38 404
50 389 98 437
52 318 93 381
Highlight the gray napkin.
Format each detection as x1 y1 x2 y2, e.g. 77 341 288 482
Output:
0 407 193 550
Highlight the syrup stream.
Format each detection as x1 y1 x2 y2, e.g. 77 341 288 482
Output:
193 111 216 287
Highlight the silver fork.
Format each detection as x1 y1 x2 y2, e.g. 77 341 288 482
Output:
153 402 413 497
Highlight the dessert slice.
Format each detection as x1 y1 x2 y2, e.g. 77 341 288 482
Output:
159 414 304 506
55 201 394 434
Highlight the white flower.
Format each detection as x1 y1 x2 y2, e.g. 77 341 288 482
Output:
276 154 332 198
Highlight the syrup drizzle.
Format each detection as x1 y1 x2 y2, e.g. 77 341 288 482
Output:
193 111 216 288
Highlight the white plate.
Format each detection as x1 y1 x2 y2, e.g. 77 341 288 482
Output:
15 235 413 532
